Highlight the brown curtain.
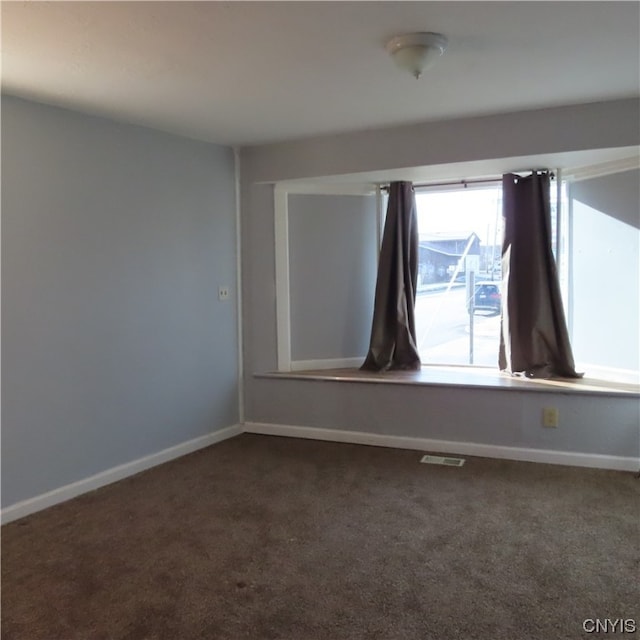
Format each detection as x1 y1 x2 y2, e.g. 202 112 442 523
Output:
499 171 581 378
361 181 421 371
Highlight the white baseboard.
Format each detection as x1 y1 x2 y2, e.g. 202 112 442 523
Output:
243 422 640 472
4 421 636 525
1 424 242 525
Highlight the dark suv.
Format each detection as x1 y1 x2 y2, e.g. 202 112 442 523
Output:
473 282 501 314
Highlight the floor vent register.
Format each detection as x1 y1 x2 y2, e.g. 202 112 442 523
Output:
420 454 466 467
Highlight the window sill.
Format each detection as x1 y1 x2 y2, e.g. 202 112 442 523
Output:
257 365 640 397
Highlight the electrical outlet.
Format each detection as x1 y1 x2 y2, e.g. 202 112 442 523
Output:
542 407 559 428
218 286 229 301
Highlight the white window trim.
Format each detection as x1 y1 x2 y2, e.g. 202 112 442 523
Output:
274 184 292 371
274 182 377 372
274 164 639 382
563 155 639 182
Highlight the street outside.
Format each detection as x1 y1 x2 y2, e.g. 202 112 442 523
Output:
415 284 501 367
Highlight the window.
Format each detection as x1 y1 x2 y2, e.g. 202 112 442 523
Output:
413 178 569 369
414 185 503 367
274 165 639 385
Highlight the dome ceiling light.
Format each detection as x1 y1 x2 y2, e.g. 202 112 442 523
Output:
385 32 448 79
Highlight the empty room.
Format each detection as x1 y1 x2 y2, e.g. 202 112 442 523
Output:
2 2 639 639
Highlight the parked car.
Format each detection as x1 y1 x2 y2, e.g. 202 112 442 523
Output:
473 282 501 314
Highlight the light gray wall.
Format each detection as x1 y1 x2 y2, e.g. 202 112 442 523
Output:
249 377 639 458
288 194 377 361
240 99 640 459
2 96 239 507
569 170 640 372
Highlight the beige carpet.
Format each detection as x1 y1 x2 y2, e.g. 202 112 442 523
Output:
2 434 639 639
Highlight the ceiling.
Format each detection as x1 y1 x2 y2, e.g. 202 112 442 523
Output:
2 1 639 148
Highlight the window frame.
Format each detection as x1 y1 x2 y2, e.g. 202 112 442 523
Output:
272 158 639 385
274 182 379 372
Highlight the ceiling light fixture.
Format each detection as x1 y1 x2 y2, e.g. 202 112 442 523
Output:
386 32 448 79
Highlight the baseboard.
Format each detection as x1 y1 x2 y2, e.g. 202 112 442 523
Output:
1 424 242 525
243 422 640 472
5 421 635 525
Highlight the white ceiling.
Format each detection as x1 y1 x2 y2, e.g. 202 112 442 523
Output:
2 1 639 148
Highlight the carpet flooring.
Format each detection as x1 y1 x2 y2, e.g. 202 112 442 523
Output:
2 434 639 639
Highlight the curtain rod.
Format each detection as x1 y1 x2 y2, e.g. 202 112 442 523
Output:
379 171 555 192
417 177 501 190
379 177 500 192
